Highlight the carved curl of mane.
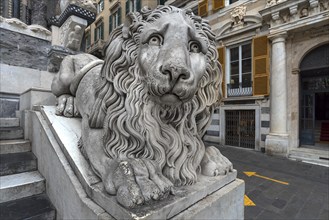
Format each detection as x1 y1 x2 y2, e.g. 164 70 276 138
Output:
88 6 222 186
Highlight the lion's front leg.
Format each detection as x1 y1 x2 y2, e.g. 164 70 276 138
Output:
107 158 173 208
201 146 233 176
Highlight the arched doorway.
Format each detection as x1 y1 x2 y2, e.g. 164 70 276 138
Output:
300 44 329 146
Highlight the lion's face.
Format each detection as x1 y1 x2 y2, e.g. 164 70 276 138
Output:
138 12 208 106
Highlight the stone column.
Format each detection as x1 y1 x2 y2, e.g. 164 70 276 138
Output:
265 32 289 156
31 0 47 27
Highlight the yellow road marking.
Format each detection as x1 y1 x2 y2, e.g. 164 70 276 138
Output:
244 172 289 185
244 195 256 206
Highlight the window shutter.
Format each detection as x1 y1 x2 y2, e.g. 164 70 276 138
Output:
109 15 113 33
198 0 208 17
136 0 141 12
94 28 97 41
212 0 224 11
125 0 129 14
218 47 226 98
252 35 270 96
118 7 122 25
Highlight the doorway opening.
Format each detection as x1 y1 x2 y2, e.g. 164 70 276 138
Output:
299 44 329 147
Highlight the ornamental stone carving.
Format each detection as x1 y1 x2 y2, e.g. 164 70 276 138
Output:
231 5 246 26
51 6 234 208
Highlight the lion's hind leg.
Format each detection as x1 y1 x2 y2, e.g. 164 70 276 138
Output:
201 146 233 176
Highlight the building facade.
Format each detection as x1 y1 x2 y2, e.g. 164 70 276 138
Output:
83 0 329 163
190 0 328 163
84 0 165 57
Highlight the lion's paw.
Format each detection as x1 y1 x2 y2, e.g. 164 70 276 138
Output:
113 161 144 208
201 146 233 176
111 159 174 208
55 94 80 117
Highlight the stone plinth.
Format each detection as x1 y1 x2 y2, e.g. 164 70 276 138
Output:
30 105 244 219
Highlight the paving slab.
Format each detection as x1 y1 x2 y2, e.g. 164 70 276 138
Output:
205 143 329 220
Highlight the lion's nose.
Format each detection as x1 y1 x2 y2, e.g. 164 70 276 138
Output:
160 64 191 83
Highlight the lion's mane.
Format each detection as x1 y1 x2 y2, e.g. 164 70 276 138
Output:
88 6 222 186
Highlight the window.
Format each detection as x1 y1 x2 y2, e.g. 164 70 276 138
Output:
85 32 91 48
97 0 104 13
12 0 20 19
109 7 121 33
125 0 141 14
94 21 104 41
227 42 252 96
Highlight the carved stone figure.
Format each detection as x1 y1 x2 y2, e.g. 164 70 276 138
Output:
66 25 82 50
51 6 233 208
231 5 246 26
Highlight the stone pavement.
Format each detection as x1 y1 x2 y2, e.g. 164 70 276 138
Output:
206 143 329 220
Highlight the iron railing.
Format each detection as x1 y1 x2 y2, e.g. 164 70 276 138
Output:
227 83 253 97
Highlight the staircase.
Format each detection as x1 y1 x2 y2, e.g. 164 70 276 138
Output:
0 117 56 219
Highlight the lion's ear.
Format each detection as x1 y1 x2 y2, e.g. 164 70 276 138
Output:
122 12 138 39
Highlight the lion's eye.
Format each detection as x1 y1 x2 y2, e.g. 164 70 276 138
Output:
189 41 200 53
148 35 163 46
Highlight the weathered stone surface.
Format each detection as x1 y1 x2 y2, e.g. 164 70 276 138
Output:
0 127 24 140
0 152 37 176
172 179 244 220
31 0 47 27
0 193 56 220
0 118 20 127
0 98 19 118
50 5 231 210
0 28 50 71
0 139 31 154
40 106 241 219
29 110 113 219
0 171 45 203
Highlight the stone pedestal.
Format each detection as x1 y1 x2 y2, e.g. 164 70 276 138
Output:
29 106 245 219
266 32 289 156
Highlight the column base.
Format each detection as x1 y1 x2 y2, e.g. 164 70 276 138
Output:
265 133 289 156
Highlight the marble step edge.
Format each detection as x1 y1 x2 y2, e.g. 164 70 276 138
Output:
0 139 31 154
0 171 45 203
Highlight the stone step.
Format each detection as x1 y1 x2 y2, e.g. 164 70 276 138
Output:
289 149 329 167
0 193 56 220
0 139 31 154
0 127 24 140
0 118 20 128
0 171 45 203
0 152 37 176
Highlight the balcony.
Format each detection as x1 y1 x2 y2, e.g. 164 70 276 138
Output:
86 39 106 58
227 83 253 97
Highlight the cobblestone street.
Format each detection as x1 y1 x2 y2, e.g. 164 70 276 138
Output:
207 143 329 220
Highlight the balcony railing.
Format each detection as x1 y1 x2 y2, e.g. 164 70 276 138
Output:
227 83 253 97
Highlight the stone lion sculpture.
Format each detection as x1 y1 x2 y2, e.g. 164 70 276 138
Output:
51 5 233 208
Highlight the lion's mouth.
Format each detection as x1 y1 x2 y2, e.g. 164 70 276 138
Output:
160 93 182 105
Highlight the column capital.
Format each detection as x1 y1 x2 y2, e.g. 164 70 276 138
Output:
269 32 288 43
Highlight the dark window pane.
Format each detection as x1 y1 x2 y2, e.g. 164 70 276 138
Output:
242 43 251 59
230 75 239 88
230 61 239 75
242 73 252 88
230 47 239 61
242 58 251 73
